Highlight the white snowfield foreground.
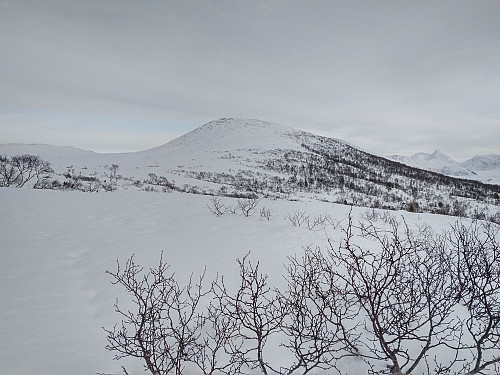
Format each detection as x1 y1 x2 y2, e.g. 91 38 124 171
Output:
0 188 343 375
1 187 497 375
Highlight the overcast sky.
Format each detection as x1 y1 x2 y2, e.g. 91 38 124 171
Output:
1 0 499 160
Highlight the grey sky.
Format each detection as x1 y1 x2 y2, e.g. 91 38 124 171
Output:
1 0 499 160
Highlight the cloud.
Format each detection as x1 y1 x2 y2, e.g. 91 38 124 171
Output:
0 0 499 157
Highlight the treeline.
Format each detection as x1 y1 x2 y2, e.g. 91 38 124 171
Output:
173 136 500 222
4 151 500 223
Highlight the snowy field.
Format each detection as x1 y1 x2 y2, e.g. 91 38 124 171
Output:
0 188 490 375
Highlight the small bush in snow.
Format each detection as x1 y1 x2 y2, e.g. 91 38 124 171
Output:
285 210 309 227
285 210 332 231
305 213 331 231
237 197 259 217
207 196 228 217
0 154 53 188
259 206 271 220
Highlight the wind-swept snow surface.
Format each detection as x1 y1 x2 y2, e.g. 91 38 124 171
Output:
0 188 346 375
2 187 495 375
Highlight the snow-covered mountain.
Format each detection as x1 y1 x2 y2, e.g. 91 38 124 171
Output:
390 150 471 176
389 150 500 184
461 154 500 171
0 118 327 178
1 118 500 219
0 117 348 189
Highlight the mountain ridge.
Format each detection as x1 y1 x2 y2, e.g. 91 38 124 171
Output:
1 118 500 222
389 149 500 182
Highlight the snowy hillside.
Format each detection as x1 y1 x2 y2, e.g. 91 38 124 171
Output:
0 118 329 183
159 118 304 153
1 118 500 221
389 150 500 184
462 154 500 171
390 150 472 177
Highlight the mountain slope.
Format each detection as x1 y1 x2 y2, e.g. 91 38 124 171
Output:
389 150 500 185
461 154 500 171
158 118 303 152
1 118 500 221
389 150 472 177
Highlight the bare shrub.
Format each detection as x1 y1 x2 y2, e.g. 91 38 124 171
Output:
448 220 500 375
207 196 228 217
285 210 332 231
102 182 116 192
104 254 211 375
0 154 52 188
146 173 176 191
237 197 260 217
104 216 500 375
190 300 242 375
260 206 272 221
285 210 309 227
305 213 331 231
280 247 360 374
212 253 284 375
323 215 460 374
106 164 119 182
361 208 397 226
361 208 380 222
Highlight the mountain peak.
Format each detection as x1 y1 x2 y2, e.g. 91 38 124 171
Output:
429 149 443 156
461 154 500 171
389 150 473 178
163 118 303 153
201 117 296 133
427 149 455 162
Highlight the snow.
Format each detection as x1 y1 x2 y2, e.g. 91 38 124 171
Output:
390 149 471 177
0 189 305 374
0 118 343 184
461 154 500 171
0 186 472 375
2 118 499 188
1 118 499 374
162 118 304 153
389 149 500 184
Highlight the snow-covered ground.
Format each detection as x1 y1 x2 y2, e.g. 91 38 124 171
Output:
0 187 467 375
1 119 499 374
2 118 499 225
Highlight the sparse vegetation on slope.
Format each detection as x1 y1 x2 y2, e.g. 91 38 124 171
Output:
1 119 499 223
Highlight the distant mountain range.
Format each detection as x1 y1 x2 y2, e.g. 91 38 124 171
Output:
388 150 500 184
1 118 499 221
